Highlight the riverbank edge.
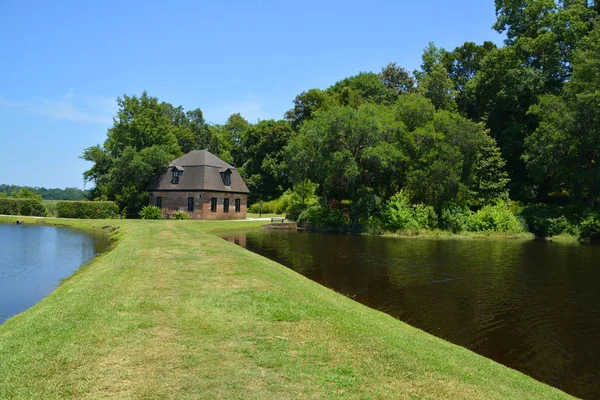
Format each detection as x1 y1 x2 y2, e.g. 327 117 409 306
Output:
379 229 584 245
0 216 574 399
295 220 582 244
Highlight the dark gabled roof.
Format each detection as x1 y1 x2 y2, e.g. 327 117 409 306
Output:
147 150 250 194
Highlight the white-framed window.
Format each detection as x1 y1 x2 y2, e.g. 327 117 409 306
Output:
172 169 181 184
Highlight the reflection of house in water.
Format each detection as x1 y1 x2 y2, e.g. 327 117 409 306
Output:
225 234 247 248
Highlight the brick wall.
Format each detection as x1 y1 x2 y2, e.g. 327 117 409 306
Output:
148 191 247 220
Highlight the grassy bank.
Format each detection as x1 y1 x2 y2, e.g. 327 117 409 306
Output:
378 229 584 244
380 229 537 241
0 217 573 399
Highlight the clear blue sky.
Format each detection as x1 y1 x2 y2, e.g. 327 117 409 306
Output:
0 0 503 189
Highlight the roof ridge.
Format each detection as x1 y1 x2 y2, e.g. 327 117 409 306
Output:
169 149 234 169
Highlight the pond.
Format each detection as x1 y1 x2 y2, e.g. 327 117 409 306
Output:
221 229 600 399
0 224 108 324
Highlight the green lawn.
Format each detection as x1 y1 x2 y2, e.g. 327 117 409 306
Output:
0 216 573 399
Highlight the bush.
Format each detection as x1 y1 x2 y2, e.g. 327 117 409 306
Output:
441 205 472 233
286 202 308 221
413 204 438 229
139 205 162 220
248 198 284 214
173 210 190 220
250 182 319 218
580 215 600 243
520 204 582 237
467 203 524 233
546 216 574 236
0 198 46 216
56 201 119 219
382 192 438 231
298 203 350 230
441 203 525 233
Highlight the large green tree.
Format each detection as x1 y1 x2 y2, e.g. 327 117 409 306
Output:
441 41 497 117
286 104 410 230
453 1 600 200
238 120 295 203
378 62 416 97
103 92 181 158
493 0 596 90
285 89 336 131
328 72 392 106
525 23 600 207
222 113 250 167
82 92 205 214
399 102 508 209
418 63 457 111
466 47 545 198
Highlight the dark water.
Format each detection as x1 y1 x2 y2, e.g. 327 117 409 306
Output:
0 224 108 324
221 230 600 399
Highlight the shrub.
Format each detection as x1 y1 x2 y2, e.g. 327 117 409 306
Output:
580 215 600 243
441 203 524 233
0 198 46 217
250 182 319 218
248 199 283 214
276 190 294 214
286 202 308 221
467 203 524 233
139 205 162 220
286 182 320 221
520 204 582 237
546 216 575 236
413 204 438 229
382 192 416 230
56 201 119 219
298 203 350 230
382 192 438 231
441 205 472 233
173 210 190 220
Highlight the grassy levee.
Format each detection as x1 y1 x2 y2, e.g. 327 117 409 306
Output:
0 217 573 399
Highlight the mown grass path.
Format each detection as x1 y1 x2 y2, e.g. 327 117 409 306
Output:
0 217 573 399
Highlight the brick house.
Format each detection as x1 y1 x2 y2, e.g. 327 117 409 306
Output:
147 150 250 220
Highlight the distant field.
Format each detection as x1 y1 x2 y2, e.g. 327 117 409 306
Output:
42 199 85 217
42 200 59 217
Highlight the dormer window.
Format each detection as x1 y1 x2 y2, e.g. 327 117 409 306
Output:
172 169 181 184
222 170 231 186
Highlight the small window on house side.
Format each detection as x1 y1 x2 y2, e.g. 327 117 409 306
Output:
235 198 241 212
188 197 194 212
172 169 180 184
224 198 230 213
156 197 162 208
211 197 217 212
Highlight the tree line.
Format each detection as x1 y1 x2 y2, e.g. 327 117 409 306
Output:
0 184 88 201
82 0 600 234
